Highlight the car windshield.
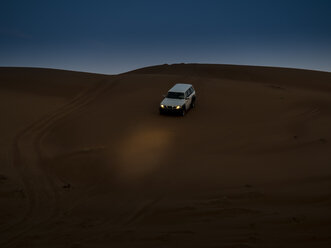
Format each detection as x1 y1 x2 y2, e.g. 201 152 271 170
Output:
166 91 184 99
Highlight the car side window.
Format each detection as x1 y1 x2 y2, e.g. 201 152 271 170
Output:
186 90 191 97
190 87 194 93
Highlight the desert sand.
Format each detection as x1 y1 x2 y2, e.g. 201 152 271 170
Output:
0 64 331 247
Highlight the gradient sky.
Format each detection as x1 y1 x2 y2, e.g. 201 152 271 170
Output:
1 0 331 74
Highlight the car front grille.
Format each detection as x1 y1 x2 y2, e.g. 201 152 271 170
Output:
166 106 176 109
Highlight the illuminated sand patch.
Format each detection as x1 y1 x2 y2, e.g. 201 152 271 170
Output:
116 126 173 180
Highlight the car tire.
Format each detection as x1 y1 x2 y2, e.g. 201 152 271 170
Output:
181 107 186 116
191 98 195 108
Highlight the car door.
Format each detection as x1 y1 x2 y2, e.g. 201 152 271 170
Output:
185 89 192 109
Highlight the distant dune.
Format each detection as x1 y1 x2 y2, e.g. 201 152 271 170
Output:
1 64 331 248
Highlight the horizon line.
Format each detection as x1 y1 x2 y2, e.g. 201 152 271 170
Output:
1 63 331 75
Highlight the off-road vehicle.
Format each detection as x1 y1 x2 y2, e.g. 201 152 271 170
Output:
159 83 196 116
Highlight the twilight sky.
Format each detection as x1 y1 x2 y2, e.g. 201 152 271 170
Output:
1 0 331 74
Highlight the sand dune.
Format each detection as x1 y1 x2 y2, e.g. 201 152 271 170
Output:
1 64 331 247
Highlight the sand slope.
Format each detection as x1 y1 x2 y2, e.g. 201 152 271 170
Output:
1 64 331 247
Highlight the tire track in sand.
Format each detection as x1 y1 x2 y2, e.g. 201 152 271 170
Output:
1 77 119 248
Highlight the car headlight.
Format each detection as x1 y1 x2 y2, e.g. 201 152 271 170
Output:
176 105 181 109
161 104 165 108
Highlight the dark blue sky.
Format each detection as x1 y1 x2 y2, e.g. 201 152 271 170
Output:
1 0 331 74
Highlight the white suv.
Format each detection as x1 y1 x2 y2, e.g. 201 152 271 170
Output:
159 83 196 116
